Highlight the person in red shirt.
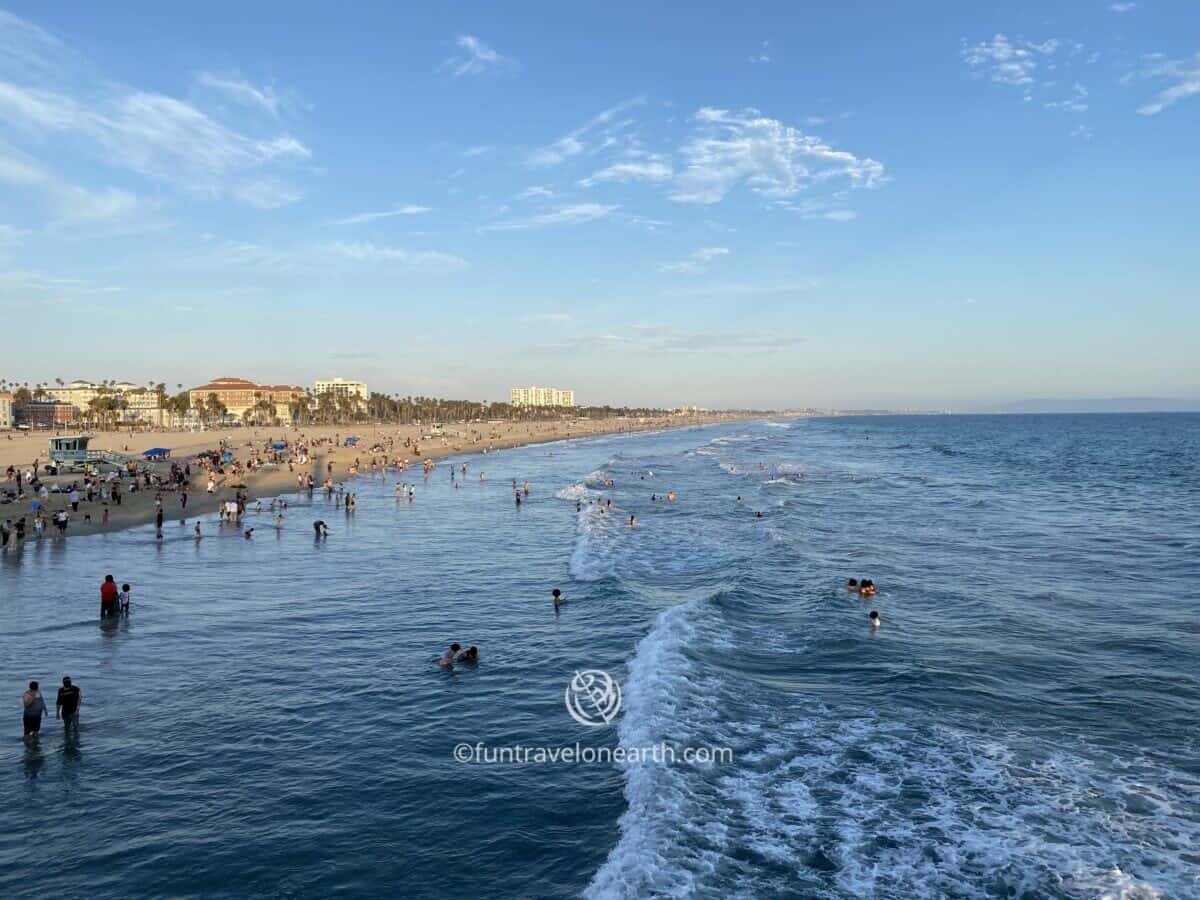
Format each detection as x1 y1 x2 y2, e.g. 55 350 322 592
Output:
100 574 119 618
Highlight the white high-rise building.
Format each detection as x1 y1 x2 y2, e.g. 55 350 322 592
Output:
510 386 575 407
315 378 369 407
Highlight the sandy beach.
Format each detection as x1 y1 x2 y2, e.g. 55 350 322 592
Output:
0 414 742 541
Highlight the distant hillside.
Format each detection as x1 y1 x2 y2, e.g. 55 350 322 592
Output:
982 398 1200 413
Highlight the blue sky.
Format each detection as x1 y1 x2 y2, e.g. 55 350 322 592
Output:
1 1 1197 409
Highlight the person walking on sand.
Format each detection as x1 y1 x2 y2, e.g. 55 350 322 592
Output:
22 681 46 740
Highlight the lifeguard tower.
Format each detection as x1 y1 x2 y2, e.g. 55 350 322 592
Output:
47 434 96 474
47 435 142 474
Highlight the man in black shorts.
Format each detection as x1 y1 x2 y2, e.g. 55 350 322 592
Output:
57 676 82 730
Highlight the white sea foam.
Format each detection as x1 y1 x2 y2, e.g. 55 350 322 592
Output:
586 598 720 899
587 601 1196 899
555 481 599 503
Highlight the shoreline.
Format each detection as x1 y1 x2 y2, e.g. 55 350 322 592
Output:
1 414 754 543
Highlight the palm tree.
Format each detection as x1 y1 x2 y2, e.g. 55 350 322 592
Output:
204 393 227 425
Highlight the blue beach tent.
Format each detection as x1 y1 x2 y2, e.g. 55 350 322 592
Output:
142 448 171 460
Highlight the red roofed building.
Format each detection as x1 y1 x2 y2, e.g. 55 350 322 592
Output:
188 377 308 423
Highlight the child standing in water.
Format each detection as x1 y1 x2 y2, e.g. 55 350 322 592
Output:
119 583 131 616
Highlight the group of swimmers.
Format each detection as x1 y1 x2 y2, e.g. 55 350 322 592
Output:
847 578 881 629
438 643 479 668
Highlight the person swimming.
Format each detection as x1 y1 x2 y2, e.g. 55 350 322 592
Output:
552 588 563 609
243 528 254 539
847 578 859 590
455 646 478 662
869 610 880 629
629 515 637 527
859 579 877 598
438 643 462 668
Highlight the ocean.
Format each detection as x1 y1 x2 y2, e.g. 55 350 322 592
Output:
1 414 1197 899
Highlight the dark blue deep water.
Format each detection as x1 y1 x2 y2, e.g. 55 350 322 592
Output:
2 415 1198 899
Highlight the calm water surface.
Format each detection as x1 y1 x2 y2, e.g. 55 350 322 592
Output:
1 415 1197 899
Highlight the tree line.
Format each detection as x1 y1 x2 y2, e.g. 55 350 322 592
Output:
2 379 677 428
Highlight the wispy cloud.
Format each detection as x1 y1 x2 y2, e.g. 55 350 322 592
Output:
544 323 804 354
196 72 297 118
1044 81 1089 112
773 197 858 221
331 205 432 226
517 185 554 200
440 35 515 78
580 160 673 187
662 279 818 298
1109 2 1136 12
0 11 309 206
0 142 146 224
233 179 303 209
0 10 76 81
670 107 883 204
961 34 1062 99
320 241 466 267
749 41 771 64
1125 53 1200 115
187 236 466 271
480 203 618 232
658 246 730 274
0 267 123 296
527 97 645 167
